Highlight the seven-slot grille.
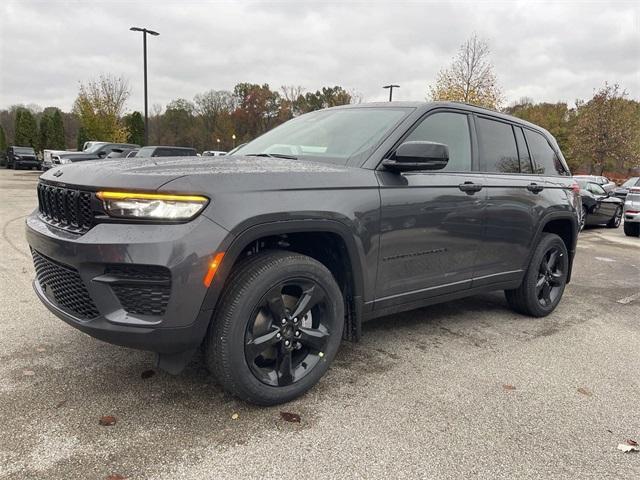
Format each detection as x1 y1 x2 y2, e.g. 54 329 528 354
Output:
37 182 94 233
31 249 100 319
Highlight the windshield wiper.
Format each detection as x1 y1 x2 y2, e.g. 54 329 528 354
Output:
245 153 298 160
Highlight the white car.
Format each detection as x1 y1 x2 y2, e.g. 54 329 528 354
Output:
202 150 227 157
623 185 640 237
574 175 617 192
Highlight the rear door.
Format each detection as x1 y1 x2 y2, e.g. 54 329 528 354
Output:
375 109 486 308
472 117 546 286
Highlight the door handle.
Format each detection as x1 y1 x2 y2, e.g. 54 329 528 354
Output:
458 182 483 194
526 182 544 193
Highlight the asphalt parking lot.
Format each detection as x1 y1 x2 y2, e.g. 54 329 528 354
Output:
0 168 638 480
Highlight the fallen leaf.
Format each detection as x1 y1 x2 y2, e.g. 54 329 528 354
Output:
280 411 301 423
626 439 638 446
106 475 126 480
231 413 239 420
99 415 117 426
140 370 155 379
36 347 46 353
617 443 639 453
22 370 35 377
577 387 592 397
502 384 516 391
55 400 67 408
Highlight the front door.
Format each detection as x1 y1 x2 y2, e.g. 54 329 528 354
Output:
375 110 486 309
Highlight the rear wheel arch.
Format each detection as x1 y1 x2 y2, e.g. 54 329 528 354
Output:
530 213 578 283
202 219 366 341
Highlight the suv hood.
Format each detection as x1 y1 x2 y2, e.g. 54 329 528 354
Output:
39 156 368 192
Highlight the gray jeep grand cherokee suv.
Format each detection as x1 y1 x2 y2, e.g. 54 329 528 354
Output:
26 102 579 405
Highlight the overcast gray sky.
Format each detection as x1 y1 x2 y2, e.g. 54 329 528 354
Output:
1 0 638 112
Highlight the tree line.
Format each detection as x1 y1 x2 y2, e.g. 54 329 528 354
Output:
1 34 638 176
0 77 358 155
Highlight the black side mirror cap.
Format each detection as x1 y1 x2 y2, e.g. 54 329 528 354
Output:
383 141 449 172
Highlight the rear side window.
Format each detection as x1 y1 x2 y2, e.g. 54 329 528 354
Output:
513 127 533 174
524 129 567 176
404 112 472 171
476 117 519 173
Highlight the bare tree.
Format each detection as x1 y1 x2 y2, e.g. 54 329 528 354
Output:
429 34 502 109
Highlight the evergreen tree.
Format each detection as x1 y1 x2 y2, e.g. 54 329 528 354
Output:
77 126 89 151
0 126 7 165
124 111 145 146
39 113 52 151
14 108 38 148
50 109 66 149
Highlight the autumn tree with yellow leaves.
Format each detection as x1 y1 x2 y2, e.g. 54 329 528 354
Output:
429 34 503 110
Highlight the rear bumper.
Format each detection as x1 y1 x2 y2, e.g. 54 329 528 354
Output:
26 211 229 353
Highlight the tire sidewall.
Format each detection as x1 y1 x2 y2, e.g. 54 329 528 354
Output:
214 254 344 404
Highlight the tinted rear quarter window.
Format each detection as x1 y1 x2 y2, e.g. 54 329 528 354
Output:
476 117 519 173
404 111 472 171
524 129 567 176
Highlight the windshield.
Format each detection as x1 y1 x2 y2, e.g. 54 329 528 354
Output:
232 107 410 164
621 177 639 188
15 147 35 155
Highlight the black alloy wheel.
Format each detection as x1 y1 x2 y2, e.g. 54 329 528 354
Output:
607 206 622 228
535 246 565 308
245 279 332 387
505 233 568 317
206 250 344 405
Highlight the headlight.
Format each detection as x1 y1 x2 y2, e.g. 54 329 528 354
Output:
97 191 208 220
59 158 72 164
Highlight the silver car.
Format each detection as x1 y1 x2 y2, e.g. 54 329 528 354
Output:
623 184 640 237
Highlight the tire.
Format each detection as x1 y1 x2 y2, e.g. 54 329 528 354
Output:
624 222 640 237
606 206 622 228
205 250 344 405
505 233 569 317
579 204 587 231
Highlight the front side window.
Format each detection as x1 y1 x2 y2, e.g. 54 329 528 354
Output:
476 117 519 173
524 129 567 176
404 112 472 171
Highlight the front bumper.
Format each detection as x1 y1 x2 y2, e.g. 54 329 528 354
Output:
26 211 229 353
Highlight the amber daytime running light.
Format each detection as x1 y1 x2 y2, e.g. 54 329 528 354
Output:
97 191 209 220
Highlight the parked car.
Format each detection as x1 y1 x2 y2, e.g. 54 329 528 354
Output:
105 148 139 159
82 141 106 151
27 102 579 405
203 150 227 157
135 146 198 158
56 143 140 164
42 149 71 171
6 146 40 170
623 185 640 237
613 177 640 199
573 174 616 193
575 178 624 230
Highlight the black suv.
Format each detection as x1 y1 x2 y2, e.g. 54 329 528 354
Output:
7 146 39 169
26 102 579 405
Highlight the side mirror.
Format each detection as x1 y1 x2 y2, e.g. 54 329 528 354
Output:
98 151 107 158
382 141 449 172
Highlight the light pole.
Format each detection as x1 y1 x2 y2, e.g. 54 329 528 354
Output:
130 26 159 145
232 134 236 149
382 84 400 102
217 138 221 150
